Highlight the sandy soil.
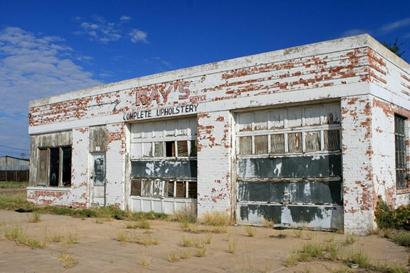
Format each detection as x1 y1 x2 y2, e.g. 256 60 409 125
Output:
0 210 408 273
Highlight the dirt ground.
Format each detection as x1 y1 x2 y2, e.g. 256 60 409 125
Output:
0 210 408 273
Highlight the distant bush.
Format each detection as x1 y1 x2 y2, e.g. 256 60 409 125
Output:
375 198 410 230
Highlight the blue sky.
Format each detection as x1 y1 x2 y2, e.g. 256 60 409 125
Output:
0 0 410 158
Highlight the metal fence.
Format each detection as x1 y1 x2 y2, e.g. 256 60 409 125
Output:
0 170 29 182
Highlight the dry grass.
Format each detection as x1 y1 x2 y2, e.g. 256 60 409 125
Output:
58 252 78 268
180 235 212 248
126 219 151 230
195 246 207 257
65 232 79 244
28 212 41 223
170 207 197 223
115 231 159 246
137 256 151 268
342 234 356 246
180 222 227 234
199 211 231 226
244 226 256 237
226 238 237 254
3 225 46 249
167 250 192 263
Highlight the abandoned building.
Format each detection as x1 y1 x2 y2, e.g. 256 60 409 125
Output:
27 34 410 234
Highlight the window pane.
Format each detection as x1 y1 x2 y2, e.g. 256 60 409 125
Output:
288 132 302 153
49 147 59 187
190 140 197 157
188 182 197 198
131 179 141 196
62 146 72 187
254 135 268 154
395 115 407 189
142 142 152 157
324 130 340 151
166 181 174 197
239 136 252 155
166 141 176 157
176 181 186 198
154 142 164 157
177 141 188 157
142 179 152 197
271 134 285 154
305 131 321 152
152 179 163 197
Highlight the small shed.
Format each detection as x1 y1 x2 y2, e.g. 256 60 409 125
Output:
0 155 29 181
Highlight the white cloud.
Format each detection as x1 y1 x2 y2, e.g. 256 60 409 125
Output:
129 29 148 43
78 16 122 43
380 18 410 34
120 15 132 21
0 26 101 155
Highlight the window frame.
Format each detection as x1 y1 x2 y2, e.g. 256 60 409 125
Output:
36 145 72 188
394 114 408 190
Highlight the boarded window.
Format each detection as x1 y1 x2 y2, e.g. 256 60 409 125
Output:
395 115 407 189
305 131 321 152
166 141 176 157
154 142 163 157
190 140 197 157
239 136 252 155
288 132 302 153
176 181 186 198
271 134 285 154
37 149 49 185
49 148 59 187
131 179 142 196
188 182 197 198
177 141 188 157
62 146 72 186
254 135 268 154
324 130 340 151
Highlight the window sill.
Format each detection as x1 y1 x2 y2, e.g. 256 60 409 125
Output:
27 186 71 192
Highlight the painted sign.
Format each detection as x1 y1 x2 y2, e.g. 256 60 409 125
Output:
123 104 198 121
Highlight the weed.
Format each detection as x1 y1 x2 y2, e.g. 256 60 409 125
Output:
171 207 196 223
227 238 236 254
195 246 207 257
4 226 46 249
200 211 230 226
28 212 41 223
342 234 356 246
137 256 151 268
245 226 256 237
180 236 194 247
126 219 151 230
269 232 287 239
58 252 78 268
65 233 79 244
48 234 63 243
115 232 158 246
261 218 274 228
383 229 410 247
180 223 227 234
168 252 181 263
179 250 192 259
293 229 303 238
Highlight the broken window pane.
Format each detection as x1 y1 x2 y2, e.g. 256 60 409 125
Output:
152 179 163 197
166 141 176 157
271 134 285 154
154 142 164 157
305 131 321 152
142 142 153 157
254 135 268 154
37 149 48 185
239 136 252 155
288 132 302 153
142 179 152 197
62 146 72 187
177 141 188 157
166 181 174 197
395 115 407 189
324 130 340 151
190 140 197 157
49 147 59 187
176 181 186 198
188 182 197 198
131 179 142 196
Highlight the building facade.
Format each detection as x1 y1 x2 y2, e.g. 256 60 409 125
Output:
27 34 410 234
